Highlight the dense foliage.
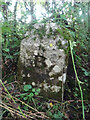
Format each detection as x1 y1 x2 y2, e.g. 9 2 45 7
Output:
0 1 89 120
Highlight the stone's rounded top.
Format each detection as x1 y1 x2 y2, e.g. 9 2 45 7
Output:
45 59 52 68
53 65 61 73
22 22 68 51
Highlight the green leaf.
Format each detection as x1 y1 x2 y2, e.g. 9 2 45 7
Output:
28 93 34 97
20 93 27 96
11 44 18 48
3 48 9 52
81 68 90 76
19 93 27 98
53 114 61 119
13 52 20 56
36 88 40 92
32 88 36 92
24 106 28 111
75 88 79 91
84 71 89 76
35 92 38 96
53 105 59 110
53 111 63 119
6 55 13 59
24 85 32 91
75 93 78 97
23 96 28 101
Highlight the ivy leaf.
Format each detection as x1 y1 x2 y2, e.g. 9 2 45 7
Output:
24 85 32 91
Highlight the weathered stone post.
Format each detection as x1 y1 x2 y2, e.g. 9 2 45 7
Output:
17 23 69 101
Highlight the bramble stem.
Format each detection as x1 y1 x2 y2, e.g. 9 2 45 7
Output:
69 40 85 120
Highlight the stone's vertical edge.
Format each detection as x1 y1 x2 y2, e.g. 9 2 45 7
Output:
0 14 2 120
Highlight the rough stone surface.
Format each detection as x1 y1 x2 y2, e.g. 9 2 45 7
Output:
18 22 69 101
